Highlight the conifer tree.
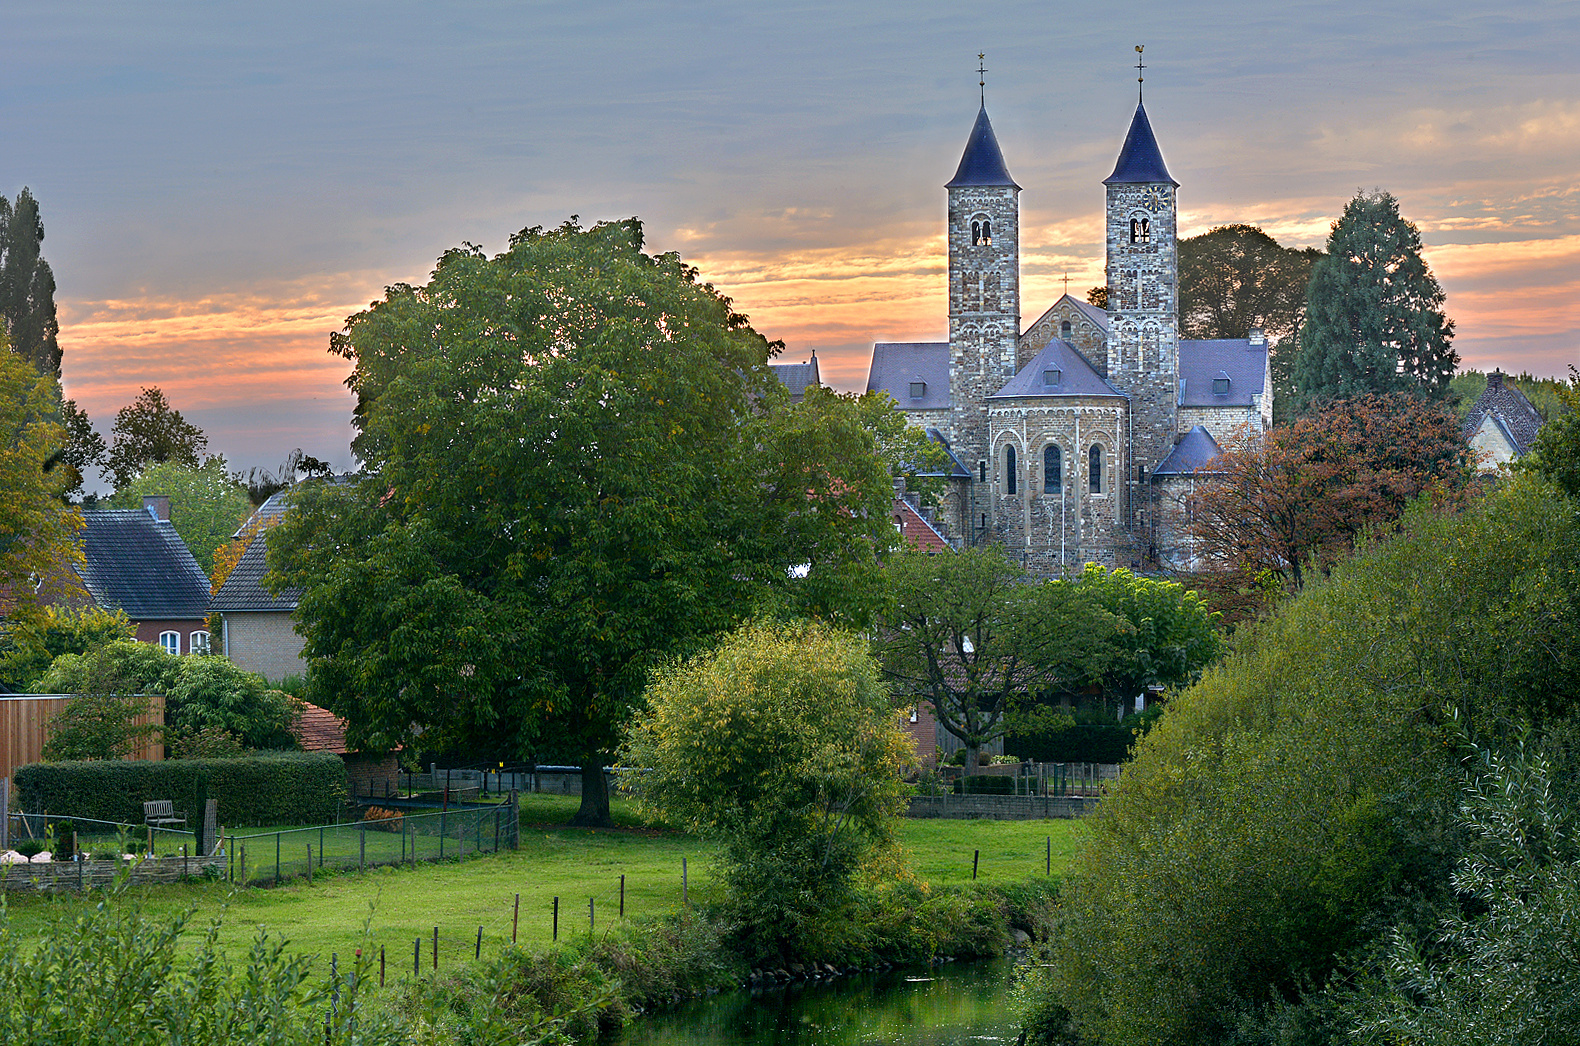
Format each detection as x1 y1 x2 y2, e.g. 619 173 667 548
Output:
0 188 61 377
1292 191 1456 412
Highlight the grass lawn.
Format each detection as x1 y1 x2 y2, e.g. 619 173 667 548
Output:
0 796 1085 981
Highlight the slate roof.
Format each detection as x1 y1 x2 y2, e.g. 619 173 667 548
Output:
1179 339 1267 407
1066 296 1111 333
233 490 291 539
78 510 209 621
1463 372 1543 456
868 342 951 410
211 492 298 613
992 338 1124 399
769 354 821 403
945 106 1020 189
1104 103 1177 187
925 428 974 479
1153 426 1226 477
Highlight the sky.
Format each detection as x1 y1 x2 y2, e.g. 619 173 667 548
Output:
3 1 1576 478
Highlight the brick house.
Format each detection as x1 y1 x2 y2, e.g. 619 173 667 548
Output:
209 491 305 680
70 498 210 655
292 700 401 797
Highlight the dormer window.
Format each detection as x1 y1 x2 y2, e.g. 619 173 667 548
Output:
1212 374 1231 395
1043 368 1062 386
909 381 927 399
1129 217 1151 244
971 219 992 246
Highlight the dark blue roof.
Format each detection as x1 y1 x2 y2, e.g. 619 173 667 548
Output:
1179 339 1267 407
1104 103 1177 187
946 106 1020 189
78 509 209 621
867 342 951 410
1153 426 1225 477
992 338 1123 400
769 355 822 404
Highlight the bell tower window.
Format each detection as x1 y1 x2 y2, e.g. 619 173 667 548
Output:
970 218 992 246
1129 217 1151 244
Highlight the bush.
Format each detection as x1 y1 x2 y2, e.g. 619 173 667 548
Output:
14 752 345 826
0 604 133 692
957 775 1016 794
40 691 161 761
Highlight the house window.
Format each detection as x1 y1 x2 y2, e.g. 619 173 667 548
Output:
910 705 919 724
1060 320 1072 339
909 381 926 398
1130 217 1151 243
1005 445 1017 495
190 630 211 656
159 631 180 656
1213 377 1231 395
1044 445 1062 493
1089 446 1103 494
1043 368 1061 386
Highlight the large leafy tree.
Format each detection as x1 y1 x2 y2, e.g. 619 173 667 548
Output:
1518 365 1580 498
0 340 81 620
105 386 209 490
873 547 1120 774
1071 564 1221 708
59 399 107 501
0 188 61 377
1292 190 1457 412
268 218 899 826
1185 393 1470 588
108 457 252 575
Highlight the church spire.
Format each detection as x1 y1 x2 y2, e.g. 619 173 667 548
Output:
946 105 1019 189
1103 99 1176 187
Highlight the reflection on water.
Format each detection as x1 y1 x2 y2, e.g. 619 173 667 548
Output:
619 959 1018 1046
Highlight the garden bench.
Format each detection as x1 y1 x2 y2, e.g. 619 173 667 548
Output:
143 800 187 829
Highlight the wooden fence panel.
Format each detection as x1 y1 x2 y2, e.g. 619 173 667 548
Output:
0 694 164 781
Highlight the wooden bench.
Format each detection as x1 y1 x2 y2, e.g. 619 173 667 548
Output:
143 800 187 830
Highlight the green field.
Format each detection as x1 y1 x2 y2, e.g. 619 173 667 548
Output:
0 796 1084 981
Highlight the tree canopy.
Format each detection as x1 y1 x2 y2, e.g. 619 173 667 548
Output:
269 218 901 825
1179 224 1320 344
105 386 209 490
1292 190 1457 412
0 188 61 378
0 340 80 619
108 457 252 575
1517 365 1580 498
1070 564 1221 706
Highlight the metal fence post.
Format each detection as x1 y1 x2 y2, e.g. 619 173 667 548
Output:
360 821 366 870
275 833 281 885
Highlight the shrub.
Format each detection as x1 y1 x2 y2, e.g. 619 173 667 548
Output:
40 691 161 761
0 604 133 692
14 752 345 826
957 775 1016 794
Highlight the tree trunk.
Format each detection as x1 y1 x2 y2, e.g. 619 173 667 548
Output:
964 744 982 776
570 759 612 827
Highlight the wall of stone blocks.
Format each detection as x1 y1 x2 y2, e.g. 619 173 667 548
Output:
0 853 226 892
1178 406 1259 447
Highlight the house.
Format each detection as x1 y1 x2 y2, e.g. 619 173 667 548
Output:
72 498 210 655
1464 370 1544 471
292 699 401 797
768 352 822 404
209 491 304 680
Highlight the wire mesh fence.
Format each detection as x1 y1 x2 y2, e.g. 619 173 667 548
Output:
4 811 197 858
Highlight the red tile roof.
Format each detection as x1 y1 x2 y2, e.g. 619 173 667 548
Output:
292 701 350 755
895 498 951 552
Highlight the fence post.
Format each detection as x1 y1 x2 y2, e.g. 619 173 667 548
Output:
414 938 420 978
360 822 366 870
276 832 281 884
440 811 446 859
307 843 313 880
0 777 8 850
682 857 688 907
513 893 519 944
380 945 385 988
553 896 558 941
620 875 625 918
319 826 325 868
475 925 482 960
1046 835 1051 876
183 843 188 879
972 849 979 880
433 926 438 970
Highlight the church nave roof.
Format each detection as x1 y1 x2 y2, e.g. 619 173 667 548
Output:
991 338 1122 400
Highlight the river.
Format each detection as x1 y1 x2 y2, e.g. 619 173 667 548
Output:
619 959 1021 1046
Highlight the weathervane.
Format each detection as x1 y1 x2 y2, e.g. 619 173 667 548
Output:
978 52 987 106
1135 44 1145 103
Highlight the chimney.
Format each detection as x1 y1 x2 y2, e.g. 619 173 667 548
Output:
1488 370 1504 390
142 495 171 522
1248 327 1266 347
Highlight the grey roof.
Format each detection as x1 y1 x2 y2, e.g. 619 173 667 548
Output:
78 509 209 621
992 338 1124 399
769 355 822 404
1104 103 1177 187
1153 426 1225 477
210 527 299 613
924 428 973 479
945 106 1020 189
1463 372 1543 455
233 490 291 539
1179 339 1267 407
1065 296 1111 333
868 342 951 410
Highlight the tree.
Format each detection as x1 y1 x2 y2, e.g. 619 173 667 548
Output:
268 218 900 826
239 448 336 505
0 604 131 693
873 547 1120 774
108 457 252 575
1086 285 1108 309
1518 365 1580 498
1186 393 1471 588
620 621 912 960
1292 191 1457 412
41 690 160 761
1071 564 1221 708
105 386 209 490
0 188 61 377
59 398 107 500
0 340 81 616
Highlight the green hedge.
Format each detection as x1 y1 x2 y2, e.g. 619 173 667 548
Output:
14 752 346 827
955 774 1018 794
1007 724 1137 764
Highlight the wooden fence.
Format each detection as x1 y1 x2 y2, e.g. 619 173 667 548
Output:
0 693 164 782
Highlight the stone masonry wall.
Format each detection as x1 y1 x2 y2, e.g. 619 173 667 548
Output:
1105 181 1179 482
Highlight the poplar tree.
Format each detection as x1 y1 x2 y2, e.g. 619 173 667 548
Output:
0 188 61 377
1291 190 1456 412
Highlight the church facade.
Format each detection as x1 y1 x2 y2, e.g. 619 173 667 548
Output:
866 94 1271 573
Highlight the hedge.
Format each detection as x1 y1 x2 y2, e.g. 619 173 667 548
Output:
14 752 346 827
955 775 1017 795
1006 724 1137 765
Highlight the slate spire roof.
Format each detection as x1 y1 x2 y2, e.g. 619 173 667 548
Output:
1104 103 1177 187
946 106 1020 189
1153 425 1226 477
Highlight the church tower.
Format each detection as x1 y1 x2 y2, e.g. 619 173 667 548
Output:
1103 88 1179 488
946 100 1020 536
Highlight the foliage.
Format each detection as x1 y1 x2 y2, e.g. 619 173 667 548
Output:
1071 564 1221 704
1450 368 1574 423
14 751 346 825
1007 722 1144 765
0 881 404 1045
270 217 899 827
1292 190 1457 411
59 397 106 500
620 620 913 961
874 547 1120 774
32 636 179 695
41 690 160 761
1039 478 1580 1046
1516 364 1580 499
0 187 60 377
1186 393 1471 587
237 448 335 506
0 341 81 617
168 723 248 759
1346 735 1580 1045
1086 286 1108 309
109 457 252 575
0 602 132 692
105 385 209 490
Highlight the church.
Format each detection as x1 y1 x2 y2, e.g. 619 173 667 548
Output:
865 84 1272 573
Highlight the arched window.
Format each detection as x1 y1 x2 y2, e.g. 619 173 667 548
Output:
1044 445 1062 493
159 631 180 656
1005 445 1017 495
971 220 982 245
1060 319 1072 339
1130 217 1151 244
190 630 211 656
980 219 991 244
1089 446 1103 494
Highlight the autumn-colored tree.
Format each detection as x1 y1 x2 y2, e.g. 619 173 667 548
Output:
1186 394 1470 587
0 339 80 617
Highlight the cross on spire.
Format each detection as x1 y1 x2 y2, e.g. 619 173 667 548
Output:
978 52 987 106
1135 44 1145 103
